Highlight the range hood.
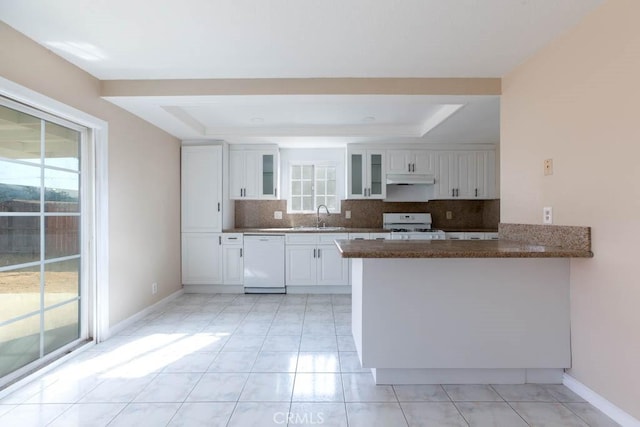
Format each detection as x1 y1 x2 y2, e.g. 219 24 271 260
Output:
386 173 436 185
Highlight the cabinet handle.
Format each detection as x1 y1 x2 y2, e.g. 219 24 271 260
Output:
408 164 411 172
317 248 321 258
240 188 243 197
218 202 221 212
313 248 317 258
451 188 455 197
412 163 415 172
218 236 222 245
274 187 277 198
240 248 243 257
475 188 478 197
456 188 459 197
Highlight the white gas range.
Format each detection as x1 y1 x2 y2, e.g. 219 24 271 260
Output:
383 213 445 240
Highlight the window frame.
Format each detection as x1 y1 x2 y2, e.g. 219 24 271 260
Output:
287 161 340 214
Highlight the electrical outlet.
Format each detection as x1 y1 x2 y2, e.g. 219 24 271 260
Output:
543 207 553 224
152 282 158 295
544 159 553 175
446 211 453 220
345 210 351 219
274 211 283 219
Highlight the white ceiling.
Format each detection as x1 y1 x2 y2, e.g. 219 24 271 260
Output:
0 0 604 146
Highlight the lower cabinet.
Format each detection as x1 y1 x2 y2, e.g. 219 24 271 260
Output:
182 232 244 286
182 233 222 284
285 233 350 286
445 232 499 240
222 233 244 285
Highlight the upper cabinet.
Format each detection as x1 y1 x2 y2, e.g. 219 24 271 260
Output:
229 145 279 200
181 145 222 232
434 150 496 199
347 148 386 199
387 150 435 175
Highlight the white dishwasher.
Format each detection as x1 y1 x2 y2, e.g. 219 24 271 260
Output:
243 234 286 293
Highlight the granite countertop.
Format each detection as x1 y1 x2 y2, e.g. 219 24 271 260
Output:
224 227 389 234
334 239 594 259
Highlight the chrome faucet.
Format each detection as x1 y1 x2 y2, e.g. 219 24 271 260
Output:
316 204 330 228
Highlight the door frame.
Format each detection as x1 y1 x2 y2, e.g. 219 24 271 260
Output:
0 76 110 347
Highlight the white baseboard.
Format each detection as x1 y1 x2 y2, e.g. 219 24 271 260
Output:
105 289 184 340
563 373 640 427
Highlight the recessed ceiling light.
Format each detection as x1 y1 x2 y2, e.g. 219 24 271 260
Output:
250 117 264 124
363 116 376 123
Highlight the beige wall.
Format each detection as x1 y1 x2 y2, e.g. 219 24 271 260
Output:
501 0 640 419
0 22 182 327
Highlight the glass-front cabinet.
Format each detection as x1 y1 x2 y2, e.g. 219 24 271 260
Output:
229 146 279 200
347 148 386 199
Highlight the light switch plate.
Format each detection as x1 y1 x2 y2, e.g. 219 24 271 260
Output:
345 210 351 219
544 159 553 175
274 211 283 219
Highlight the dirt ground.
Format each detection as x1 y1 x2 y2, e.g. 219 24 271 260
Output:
0 271 78 293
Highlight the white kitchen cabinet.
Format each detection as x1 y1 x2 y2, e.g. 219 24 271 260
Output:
285 233 349 286
182 233 222 284
349 232 391 240
347 148 386 199
435 150 496 199
387 150 435 175
181 145 222 232
229 146 278 200
222 233 243 285
348 233 370 240
464 232 485 240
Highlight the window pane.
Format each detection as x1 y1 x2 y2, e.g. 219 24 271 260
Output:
0 105 41 164
327 197 337 210
0 216 40 267
262 155 274 196
327 168 336 180
302 166 313 180
45 258 79 308
0 266 40 323
302 181 313 195
0 314 41 378
45 169 79 212
316 196 326 207
0 161 41 208
44 121 79 171
44 301 79 355
327 180 336 194
315 167 325 180
45 216 79 259
316 181 326 195
291 166 301 180
291 197 301 211
302 197 313 211
292 181 301 196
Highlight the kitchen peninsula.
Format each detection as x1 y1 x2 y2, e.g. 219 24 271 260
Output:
335 224 593 385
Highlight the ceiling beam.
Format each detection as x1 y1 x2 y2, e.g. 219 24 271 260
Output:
101 78 501 97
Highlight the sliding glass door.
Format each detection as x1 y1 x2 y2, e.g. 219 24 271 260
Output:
0 99 89 384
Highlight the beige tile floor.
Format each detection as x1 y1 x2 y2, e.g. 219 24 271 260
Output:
0 293 621 426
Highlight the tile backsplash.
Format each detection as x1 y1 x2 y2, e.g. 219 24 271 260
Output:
234 199 500 230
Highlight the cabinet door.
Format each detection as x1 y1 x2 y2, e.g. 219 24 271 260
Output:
434 151 457 199
181 145 222 231
348 149 367 199
229 150 245 199
260 151 278 199
456 151 476 198
182 233 222 284
367 151 386 199
413 151 435 175
285 245 316 286
243 151 261 199
317 244 350 286
222 245 244 285
387 150 411 174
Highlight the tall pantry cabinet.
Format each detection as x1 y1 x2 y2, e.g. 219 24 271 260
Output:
181 145 223 284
